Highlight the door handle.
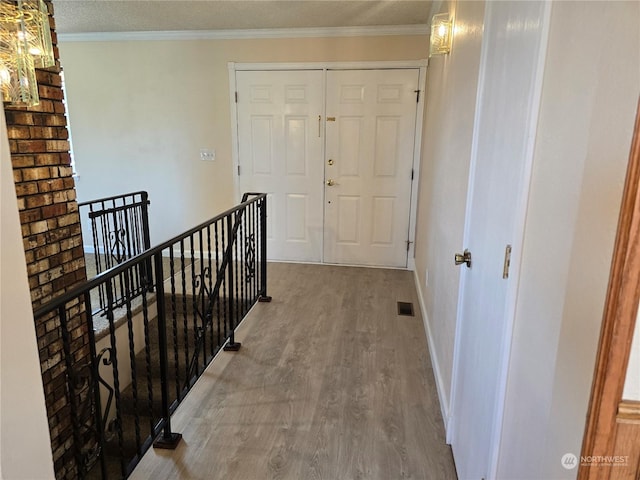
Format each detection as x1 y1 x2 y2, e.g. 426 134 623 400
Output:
326 179 337 186
454 249 472 268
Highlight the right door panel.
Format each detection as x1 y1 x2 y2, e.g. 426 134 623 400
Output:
324 69 419 267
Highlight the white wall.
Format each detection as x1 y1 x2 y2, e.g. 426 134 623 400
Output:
0 109 55 478
413 0 485 422
498 2 640 478
58 34 428 247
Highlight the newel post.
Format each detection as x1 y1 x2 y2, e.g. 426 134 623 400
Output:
258 195 272 303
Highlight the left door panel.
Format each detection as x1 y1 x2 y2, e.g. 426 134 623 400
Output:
236 70 324 262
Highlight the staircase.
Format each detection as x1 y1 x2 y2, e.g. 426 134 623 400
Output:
86 293 225 479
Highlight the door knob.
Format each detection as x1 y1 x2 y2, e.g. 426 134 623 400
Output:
326 179 337 186
454 249 472 268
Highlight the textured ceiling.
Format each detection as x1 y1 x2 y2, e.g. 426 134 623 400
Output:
52 1 433 34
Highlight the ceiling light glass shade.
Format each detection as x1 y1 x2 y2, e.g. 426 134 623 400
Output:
0 1 41 107
429 13 453 57
20 0 54 68
0 48 39 106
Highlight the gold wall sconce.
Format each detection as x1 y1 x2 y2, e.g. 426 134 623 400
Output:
430 12 453 57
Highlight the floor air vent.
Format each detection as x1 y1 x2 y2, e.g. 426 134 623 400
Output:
397 301 415 317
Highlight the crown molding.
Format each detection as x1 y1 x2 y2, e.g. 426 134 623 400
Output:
58 24 429 42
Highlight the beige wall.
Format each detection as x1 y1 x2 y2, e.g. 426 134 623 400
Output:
413 0 485 421
0 110 55 478
59 35 427 246
498 1 640 478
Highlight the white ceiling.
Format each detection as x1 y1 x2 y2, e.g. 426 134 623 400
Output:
52 1 433 34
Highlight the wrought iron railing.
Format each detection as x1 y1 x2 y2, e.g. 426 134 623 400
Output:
78 192 152 315
34 193 270 479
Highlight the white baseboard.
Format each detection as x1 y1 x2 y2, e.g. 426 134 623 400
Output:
407 256 416 271
413 268 451 435
83 245 105 255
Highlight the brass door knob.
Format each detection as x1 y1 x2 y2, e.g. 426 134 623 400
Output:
326 179 337 186
454 249 472 268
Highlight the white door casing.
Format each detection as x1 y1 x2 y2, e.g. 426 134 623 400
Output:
324 69 419 267
236 70 324 262
232 63 425 268
449 2 551 479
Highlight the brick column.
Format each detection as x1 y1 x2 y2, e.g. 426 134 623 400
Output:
4 2 89 478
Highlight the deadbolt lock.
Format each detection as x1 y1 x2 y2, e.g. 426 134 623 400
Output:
454 249 472 268
328 159 334 166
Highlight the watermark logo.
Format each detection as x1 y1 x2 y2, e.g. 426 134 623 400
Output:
561 453 629 469
561 453 578 470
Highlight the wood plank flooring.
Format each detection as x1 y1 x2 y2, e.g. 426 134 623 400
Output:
130 263 457 480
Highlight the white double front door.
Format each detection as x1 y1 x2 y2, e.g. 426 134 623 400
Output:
236 68 419 267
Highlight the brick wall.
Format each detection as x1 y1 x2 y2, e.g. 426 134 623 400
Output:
5 2 89 478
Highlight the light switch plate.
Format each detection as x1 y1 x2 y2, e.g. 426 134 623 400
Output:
200 149 215 161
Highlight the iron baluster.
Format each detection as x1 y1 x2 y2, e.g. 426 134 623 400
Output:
152 252 183 449
141 192 153 291
57 305 85 478
169 248 180 401
215 220 222 348
180 240 189 391
221 219 228 340
235 218 239 326
206 225 214 358
199 229 207 370
140 278 155 436
189 235 196 385
240 210 245 318
224 213 241 351
105 281 127 478
122 198 135 294
123 271 142 455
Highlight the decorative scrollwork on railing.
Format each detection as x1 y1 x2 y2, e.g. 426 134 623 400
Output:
66 346 116 476
245 233 256 283
194 267 213 325
68 360 101 474
108 228 128 264
95 347 116 440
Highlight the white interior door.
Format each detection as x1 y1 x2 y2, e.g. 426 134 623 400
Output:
324 69 419 267
450 2 549 479
236 70 324 262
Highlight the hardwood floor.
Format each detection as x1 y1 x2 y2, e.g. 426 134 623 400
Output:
130 262 457 480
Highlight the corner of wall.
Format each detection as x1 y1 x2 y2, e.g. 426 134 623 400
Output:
0 109 56 479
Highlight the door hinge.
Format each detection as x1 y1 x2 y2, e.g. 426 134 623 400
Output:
411 169 414 180
237 165 241 176
502 244 512 279
235 91 238 103
414 89 420 103
407 240 413 251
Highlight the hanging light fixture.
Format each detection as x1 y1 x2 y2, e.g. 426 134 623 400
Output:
429 13 453 57
0 0 55 107
20 0 54 68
